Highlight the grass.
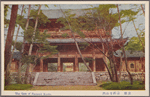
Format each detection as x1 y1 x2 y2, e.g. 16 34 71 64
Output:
4 81 145 90
5 84 33 90
100 81 145 90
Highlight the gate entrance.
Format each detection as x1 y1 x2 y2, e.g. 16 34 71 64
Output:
63 63 73 72
48 63 57 72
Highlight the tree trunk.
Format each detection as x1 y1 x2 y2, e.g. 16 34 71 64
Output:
72 34 92 72
141 4 145 16
95 26 113 81
8 5 24 69
109 37 118 82
118 52 123 82
5 5 18 86
25 5 41 84
117 4 133 85
18 5 31 84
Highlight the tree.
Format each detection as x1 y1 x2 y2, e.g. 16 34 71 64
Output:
116 4 133 85
22 5 57 84
24 5 41 84
17 5 31 84
125 32 145 52
56 4 142 83
5 5 18 86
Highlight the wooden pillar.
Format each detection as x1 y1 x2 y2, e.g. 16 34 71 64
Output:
93 51 96 72
57 52 61 72
75 52 79 72
89 61 93 70
135 60 136 72
45 63 48 72
60 62 63 72
40 59 43 72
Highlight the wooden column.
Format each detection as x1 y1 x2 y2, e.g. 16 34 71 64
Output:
93 51 96 72
57 52 61 72
89 61 93 70
45 63 48 72
75 52 79 72
40 59 43 72
60 62 63 72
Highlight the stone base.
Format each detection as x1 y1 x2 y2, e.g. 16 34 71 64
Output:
94 72 145 81
9 71 145 85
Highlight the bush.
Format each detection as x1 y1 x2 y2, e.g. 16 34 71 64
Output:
100 81 145 90
5 84 33 90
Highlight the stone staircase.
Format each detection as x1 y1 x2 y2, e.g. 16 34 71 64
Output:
33 72 96 86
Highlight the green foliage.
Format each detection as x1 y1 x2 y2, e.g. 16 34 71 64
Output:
29 9 50 28
79 42 89 50
79 63 89 72
84 57 94 62
100 81 145 90
120 9 139 19
44 4 49 8
57 4 123 36
21 55 37 64
57 10 87 36
4 84 32 90
12 41 22 51
48 63 57 72
21 64 28 72
93 4 118 29
76 31 85 38
4 5 10 27
16 14 27 29
125 32 145 52
35 29 50 43
24 26 34 43
61 33 68 38
37 30 58 59
16 7 50 30
39 43 58 55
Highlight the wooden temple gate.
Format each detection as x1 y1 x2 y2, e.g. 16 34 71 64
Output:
27 43 108 72
38 52 106 72
23 9 127 73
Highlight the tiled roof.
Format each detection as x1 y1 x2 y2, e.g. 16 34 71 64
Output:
42 9 91 19
47 38 109 43
114 50 145 58
25 38 127 44
46 38 127 43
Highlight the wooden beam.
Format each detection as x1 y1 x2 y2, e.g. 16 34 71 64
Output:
46 54 103 58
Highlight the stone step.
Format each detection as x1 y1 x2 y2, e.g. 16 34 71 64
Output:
34 72 96 86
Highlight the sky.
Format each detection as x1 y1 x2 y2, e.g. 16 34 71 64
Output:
4 4 145 42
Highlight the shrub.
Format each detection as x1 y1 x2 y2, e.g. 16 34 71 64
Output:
100 81 145 90
5 84 33 90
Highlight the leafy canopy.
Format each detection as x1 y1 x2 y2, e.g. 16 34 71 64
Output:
125 31 145 52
